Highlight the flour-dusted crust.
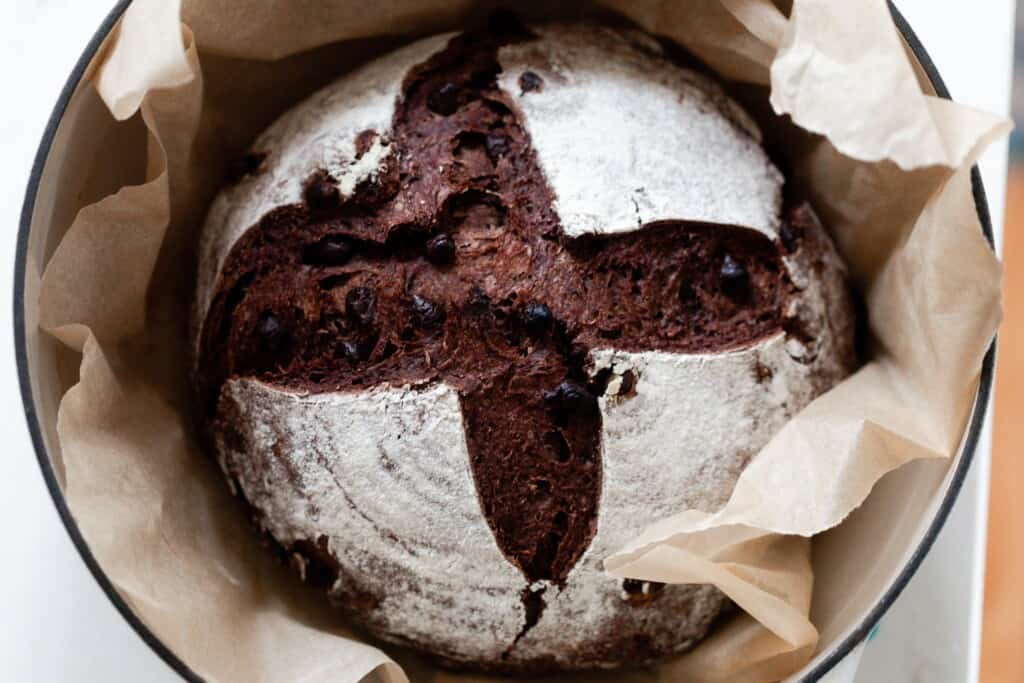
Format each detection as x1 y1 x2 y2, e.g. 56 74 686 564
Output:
216 381 526 662
194 19 857 674
496 24 782 239
195 33 456 329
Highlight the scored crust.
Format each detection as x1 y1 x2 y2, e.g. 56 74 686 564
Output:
194 32 457 330
495 23 781 239
194 24 783 331
194 19 856 673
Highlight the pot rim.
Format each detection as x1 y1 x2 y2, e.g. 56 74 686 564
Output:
13 2 997 681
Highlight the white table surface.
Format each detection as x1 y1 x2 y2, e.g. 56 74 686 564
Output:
0 2 1011 681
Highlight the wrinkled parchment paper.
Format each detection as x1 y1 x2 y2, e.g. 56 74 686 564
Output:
36 0 1007 681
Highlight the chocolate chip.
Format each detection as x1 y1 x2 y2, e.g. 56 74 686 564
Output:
410 294 446 329
428 82 462 115
485 134 511 161
521 303 553 337
305 235 353 266
226 152 265 183
543 380 598 419
304 177 340 210
340 340 361 365
720 253 749 297
345 286 376 326
425 233 456 265
519 71 543 94
256 311 285 350
467 286 491 312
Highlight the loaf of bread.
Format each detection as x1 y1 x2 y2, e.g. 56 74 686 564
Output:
193 17 856 673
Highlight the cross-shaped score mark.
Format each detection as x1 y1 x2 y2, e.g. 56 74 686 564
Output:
198 26 800 639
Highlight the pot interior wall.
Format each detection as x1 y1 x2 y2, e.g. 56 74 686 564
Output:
23 78 147 487
799 439 971 677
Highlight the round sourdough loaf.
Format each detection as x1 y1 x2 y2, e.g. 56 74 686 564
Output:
193 18 856 674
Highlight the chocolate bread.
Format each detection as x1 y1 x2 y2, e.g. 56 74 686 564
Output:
194 19 856 674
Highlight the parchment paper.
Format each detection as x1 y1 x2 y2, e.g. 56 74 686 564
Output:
36 0 1007 681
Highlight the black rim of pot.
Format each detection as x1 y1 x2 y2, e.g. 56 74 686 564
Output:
13 2 997 681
